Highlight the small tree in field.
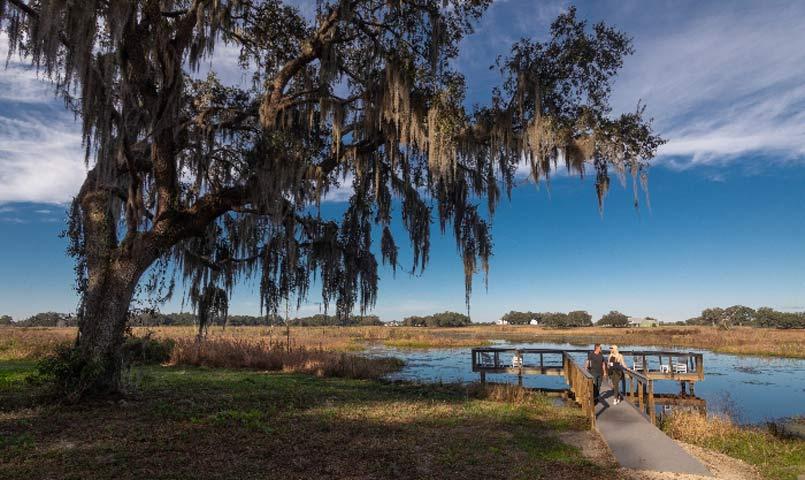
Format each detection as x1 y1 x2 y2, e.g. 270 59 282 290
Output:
597 310 628 327
1 1 662 397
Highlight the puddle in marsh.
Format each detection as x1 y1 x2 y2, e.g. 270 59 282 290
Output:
364 340 805 424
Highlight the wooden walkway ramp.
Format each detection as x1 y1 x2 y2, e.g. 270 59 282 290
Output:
596 384 711 476
471 348 712 475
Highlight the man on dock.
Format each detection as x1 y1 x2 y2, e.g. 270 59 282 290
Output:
586 344 607 403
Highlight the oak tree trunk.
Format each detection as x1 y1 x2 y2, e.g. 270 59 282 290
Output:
70 174 156 396
75 257 142 393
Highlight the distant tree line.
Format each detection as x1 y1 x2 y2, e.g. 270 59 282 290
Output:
286 314 383 327
402 311 471 327
0 311 383 328
1 312 79 327
686 306 804 329
499 310 593 328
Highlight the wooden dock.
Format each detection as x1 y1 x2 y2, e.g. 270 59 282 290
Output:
471 347 711 475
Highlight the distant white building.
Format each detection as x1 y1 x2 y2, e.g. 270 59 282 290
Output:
628 317 659 328
495 319 509 325
529 319 539 326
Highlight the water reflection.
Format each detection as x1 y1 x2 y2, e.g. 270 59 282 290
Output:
365 340 805 424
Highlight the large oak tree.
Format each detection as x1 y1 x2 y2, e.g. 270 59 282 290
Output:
1 0 662 396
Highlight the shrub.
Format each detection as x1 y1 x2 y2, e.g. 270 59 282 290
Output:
122 331 174 364
35 345 106 402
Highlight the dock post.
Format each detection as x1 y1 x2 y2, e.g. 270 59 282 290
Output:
689 382 696 396
648 381 656 425
480 371 486 384
638 382 644 410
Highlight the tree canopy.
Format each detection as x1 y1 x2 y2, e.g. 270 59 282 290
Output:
500 310 541 325
0 0 662 395
402 311 470 327
687 305 804 329
596 310 628 327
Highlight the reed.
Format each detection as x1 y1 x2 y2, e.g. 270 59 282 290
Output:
169 337 403 380
467 382 537 404
3 324 803 361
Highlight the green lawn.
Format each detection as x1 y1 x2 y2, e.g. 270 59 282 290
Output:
0 362 615 479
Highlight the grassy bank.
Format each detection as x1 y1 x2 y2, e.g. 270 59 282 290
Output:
3 324 803 360
0 362 611 480
662 411 805 480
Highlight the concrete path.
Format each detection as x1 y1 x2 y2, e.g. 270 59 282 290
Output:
595 384 711 476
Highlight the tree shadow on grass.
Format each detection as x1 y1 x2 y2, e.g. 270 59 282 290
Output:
1 364 613 479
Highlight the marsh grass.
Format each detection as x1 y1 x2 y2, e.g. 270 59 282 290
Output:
454 325 805 358
169 337 403 380
662 410 805 480
3 325 803 363
0 327 74 361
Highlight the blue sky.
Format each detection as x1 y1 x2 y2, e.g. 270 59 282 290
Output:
1 0 804 322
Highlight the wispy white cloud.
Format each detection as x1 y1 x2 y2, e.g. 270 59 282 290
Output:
608 0 805 167
0 34 86 205
0 114 86 204
460 0 805 171
0 35 61 103
3 2 804 208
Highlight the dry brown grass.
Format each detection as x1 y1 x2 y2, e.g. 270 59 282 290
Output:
662 410 805 480
139 325 493 349
467 382 538 404
0 327 74 361
169 337 403 380
663 410 737 443
3 324 803 363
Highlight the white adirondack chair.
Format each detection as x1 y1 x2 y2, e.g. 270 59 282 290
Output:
672 362 688 374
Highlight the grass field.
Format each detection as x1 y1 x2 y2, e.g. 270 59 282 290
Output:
1 326 803 479
2 324 803 361
0 362 610 480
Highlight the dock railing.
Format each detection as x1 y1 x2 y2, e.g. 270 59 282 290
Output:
562 352 597 430
622 367 656 425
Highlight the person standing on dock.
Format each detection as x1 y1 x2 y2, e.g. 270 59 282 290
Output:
586 344 607 402
608 345 625 404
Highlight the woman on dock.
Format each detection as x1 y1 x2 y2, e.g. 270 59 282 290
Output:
608 345 625 404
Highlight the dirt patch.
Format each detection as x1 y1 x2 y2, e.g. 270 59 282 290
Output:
559 431 762 480
558 431 616 468
677 442 763 480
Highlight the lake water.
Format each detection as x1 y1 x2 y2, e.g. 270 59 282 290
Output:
365 340 805 424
